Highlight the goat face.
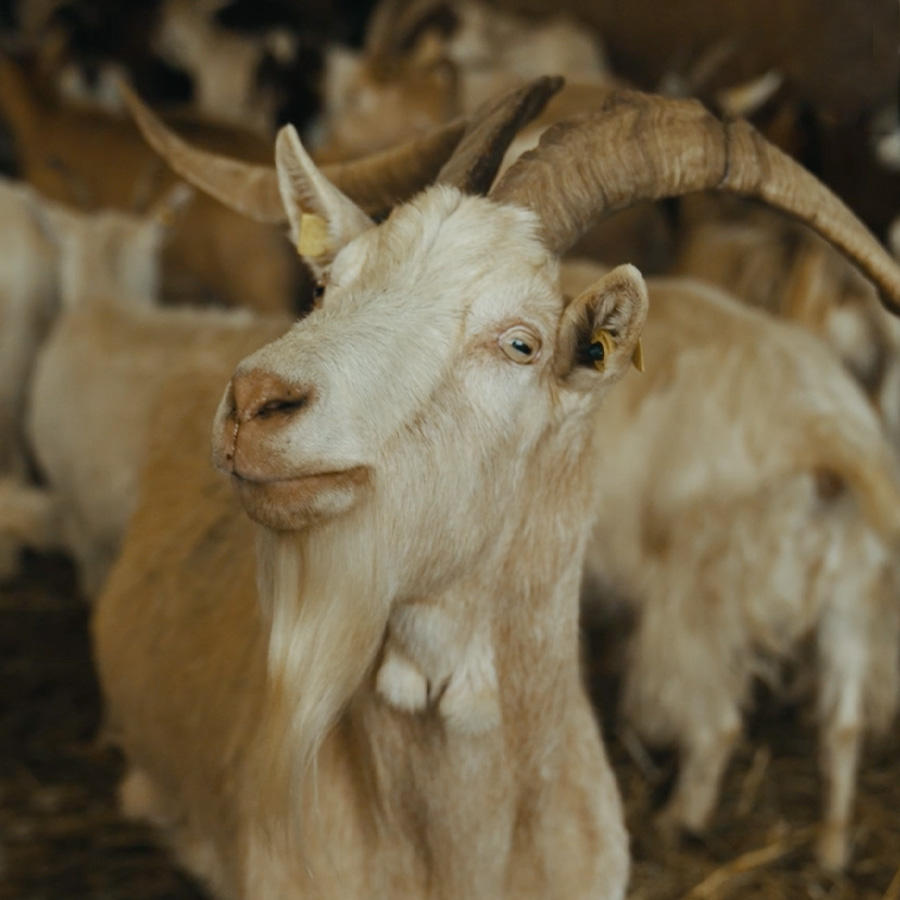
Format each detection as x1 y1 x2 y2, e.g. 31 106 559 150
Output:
210 86 900 545
212 182 646 553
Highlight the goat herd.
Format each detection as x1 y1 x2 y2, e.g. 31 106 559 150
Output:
2 0 900 897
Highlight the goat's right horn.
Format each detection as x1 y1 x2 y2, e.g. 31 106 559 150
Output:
120 84 467 224
492 90 900 315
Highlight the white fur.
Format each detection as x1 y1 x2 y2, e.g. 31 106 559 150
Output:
26 197 288 596
96 179 644 898
676 198 900 452
577 269 900 870
0 180 57 577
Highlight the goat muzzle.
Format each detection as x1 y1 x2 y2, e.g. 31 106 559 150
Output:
213 369 312 478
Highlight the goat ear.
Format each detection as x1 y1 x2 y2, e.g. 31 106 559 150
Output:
556 264 649 390
275 124 373 272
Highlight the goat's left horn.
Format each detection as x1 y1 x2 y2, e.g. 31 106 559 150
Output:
436 75 564 196
491 89 900 315
120 84 468 223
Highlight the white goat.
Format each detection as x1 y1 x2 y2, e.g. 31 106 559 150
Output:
93 86 900 898
0 183 198 582
20 187 297 598
0 178 57 577
1 93 475 592
576 265 900 871
0 179 55 482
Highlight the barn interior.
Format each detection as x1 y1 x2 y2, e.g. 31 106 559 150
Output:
1 1 900 898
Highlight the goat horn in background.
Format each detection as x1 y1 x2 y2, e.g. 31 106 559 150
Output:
121 83 285 223
121 84 468 223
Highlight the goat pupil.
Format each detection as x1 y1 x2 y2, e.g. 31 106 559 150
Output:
512 339 531 355
588 341 605 363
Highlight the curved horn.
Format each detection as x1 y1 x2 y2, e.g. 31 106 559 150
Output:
492 90 900 314
120 84 467 223
436 75 564 195
318 119 466 215
121 82 285 223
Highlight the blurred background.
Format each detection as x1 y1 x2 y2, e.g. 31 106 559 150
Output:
1 1 899 898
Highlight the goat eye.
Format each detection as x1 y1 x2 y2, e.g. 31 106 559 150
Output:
499 327 541 363
588 341 605 363
312 281 326 307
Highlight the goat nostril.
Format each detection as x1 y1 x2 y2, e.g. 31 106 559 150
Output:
254 395 308 419
230 369 312 423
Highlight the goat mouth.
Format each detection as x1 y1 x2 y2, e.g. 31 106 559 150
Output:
230 466 371 530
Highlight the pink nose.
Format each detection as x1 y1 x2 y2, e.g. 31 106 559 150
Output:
231 369 311 423
215 369 313 475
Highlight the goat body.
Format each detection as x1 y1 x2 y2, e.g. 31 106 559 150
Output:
93 182 642 899
0 191 290 594
93 82 900 892
674 196 900 449
579 269 900 870
30 300 288 595
0 178 56 576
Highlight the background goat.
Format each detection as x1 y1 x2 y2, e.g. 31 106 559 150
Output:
573 264 900 871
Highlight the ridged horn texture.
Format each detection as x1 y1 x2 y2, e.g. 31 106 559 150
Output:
121 84 468 223
121 82 285 223
436 75 564 196
492 90 900 315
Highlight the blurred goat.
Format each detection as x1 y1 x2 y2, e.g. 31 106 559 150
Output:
576 265 900 871
24 185 282 596
315 0 612 161
315 0 672 273
0 178 55 577
675 197 900 449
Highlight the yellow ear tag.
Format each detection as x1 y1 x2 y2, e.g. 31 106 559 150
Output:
632 338 645 373
296 214 330 258
589 331 645 373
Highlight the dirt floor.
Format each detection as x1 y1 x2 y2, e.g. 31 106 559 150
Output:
2 552 899 900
